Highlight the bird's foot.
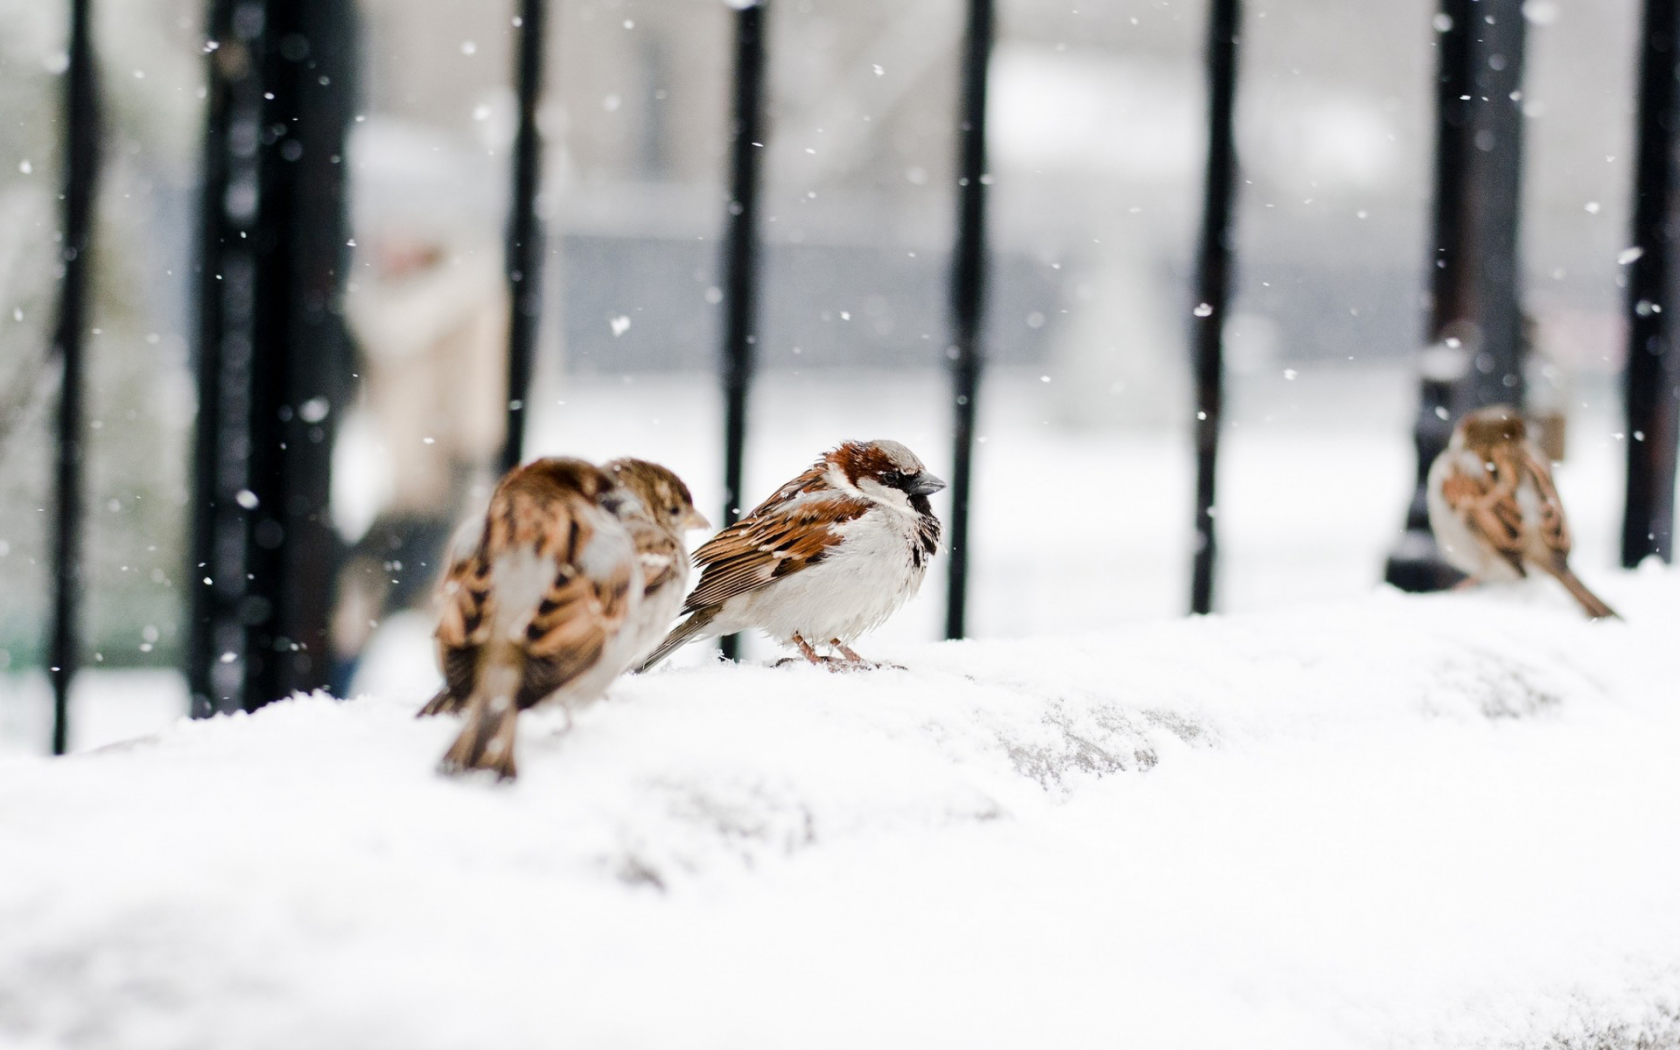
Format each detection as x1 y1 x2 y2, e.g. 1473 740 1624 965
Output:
828 640 903 672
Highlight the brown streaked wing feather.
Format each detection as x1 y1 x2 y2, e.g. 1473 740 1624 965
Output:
434 547 491 648
740 459 832 519
516 506 637 706
425 519 492 710
684 493 872 611
1441 453 1527 576
1519 443 1573 564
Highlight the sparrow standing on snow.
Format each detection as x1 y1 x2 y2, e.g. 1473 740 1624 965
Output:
603 457 711 667
637 439 945 671
420 457 641 779
1427 404 1618 619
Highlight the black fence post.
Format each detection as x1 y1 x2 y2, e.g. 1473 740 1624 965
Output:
48 0 101 755
502 0 548 474
1385 0 1528 592
1623 0 1680 567
189 0 242 719
944 0 992 640
191 0 356 715
717 0 767 662
1189 0 1239 616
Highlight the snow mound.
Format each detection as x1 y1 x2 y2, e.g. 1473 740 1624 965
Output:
4 572 1680 1049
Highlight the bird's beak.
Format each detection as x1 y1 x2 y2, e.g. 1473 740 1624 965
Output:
906 472 947 496
684 508 712 531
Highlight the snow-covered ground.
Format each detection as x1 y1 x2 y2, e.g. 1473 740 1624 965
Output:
3 567 1677 1049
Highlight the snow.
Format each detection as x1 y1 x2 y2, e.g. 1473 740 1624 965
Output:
4 568 1679 1049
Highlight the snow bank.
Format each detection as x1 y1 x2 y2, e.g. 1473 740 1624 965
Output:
3 570 1680 1049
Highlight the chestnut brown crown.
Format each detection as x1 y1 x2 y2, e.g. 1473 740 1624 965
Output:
831 439 947 497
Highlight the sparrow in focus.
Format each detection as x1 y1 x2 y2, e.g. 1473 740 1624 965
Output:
1427 404 1618 620
603 457 711 668
637 439 945 671
419 457 642 779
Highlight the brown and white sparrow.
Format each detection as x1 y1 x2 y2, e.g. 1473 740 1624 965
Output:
419 457 641 779
637 439 945 671
1427 404 1617 620
603 457 711 667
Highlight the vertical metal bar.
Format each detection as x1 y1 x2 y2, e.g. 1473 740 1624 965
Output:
1189 0 1239 616
256 0 356 707
191 0 354 714
502 0 548 474
718 0 767 661
48 0 101 755
944 0 992 640
1385 0 1528 592
1623 0 1680 567
189 0 242 719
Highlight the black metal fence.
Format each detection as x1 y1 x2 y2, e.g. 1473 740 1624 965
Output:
37 0 1680 750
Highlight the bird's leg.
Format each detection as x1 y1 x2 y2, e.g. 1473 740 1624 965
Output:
833 640 869 665
792 633 830 666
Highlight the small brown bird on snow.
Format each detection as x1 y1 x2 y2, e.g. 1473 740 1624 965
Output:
603 457 711 668
420 457 641 779
637 439 945 671
1427 404 1617 619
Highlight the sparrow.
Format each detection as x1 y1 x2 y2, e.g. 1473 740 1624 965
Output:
419 457 641 779
637 439 945 671
603 457 711 667
1427 404 1618 620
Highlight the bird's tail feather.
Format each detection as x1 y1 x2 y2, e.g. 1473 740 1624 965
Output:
417 687 464 717
437 656 523 779
1550 566 1619 621
634 607 722 673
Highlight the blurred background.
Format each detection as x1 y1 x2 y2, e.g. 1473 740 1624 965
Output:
0 0 1644 752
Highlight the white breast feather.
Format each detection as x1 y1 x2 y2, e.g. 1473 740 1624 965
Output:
718 504 930 645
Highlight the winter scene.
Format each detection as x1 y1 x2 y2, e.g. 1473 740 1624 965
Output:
3 0 1680 1046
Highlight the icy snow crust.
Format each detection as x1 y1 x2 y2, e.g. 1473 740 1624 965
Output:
4 576 1680 1049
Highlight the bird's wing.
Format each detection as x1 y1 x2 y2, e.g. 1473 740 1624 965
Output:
741 458 832 518
434 524 492 702
1439 449 1528 577
1519 442 1573 566
516 504 638 706
684 490 873 611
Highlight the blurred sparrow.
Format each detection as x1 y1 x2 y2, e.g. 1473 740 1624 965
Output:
420 457 641 779
637 439 944 671
1427 404 1618 620
603 457 711 667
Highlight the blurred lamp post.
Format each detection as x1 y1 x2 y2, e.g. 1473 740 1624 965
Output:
1386 0 1528 593
1189 0 1240 616
1622 0 1680 567
191 0 357 715
945 0 993 639
501 0 547 474
717 0 767 661
49 0 101 754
